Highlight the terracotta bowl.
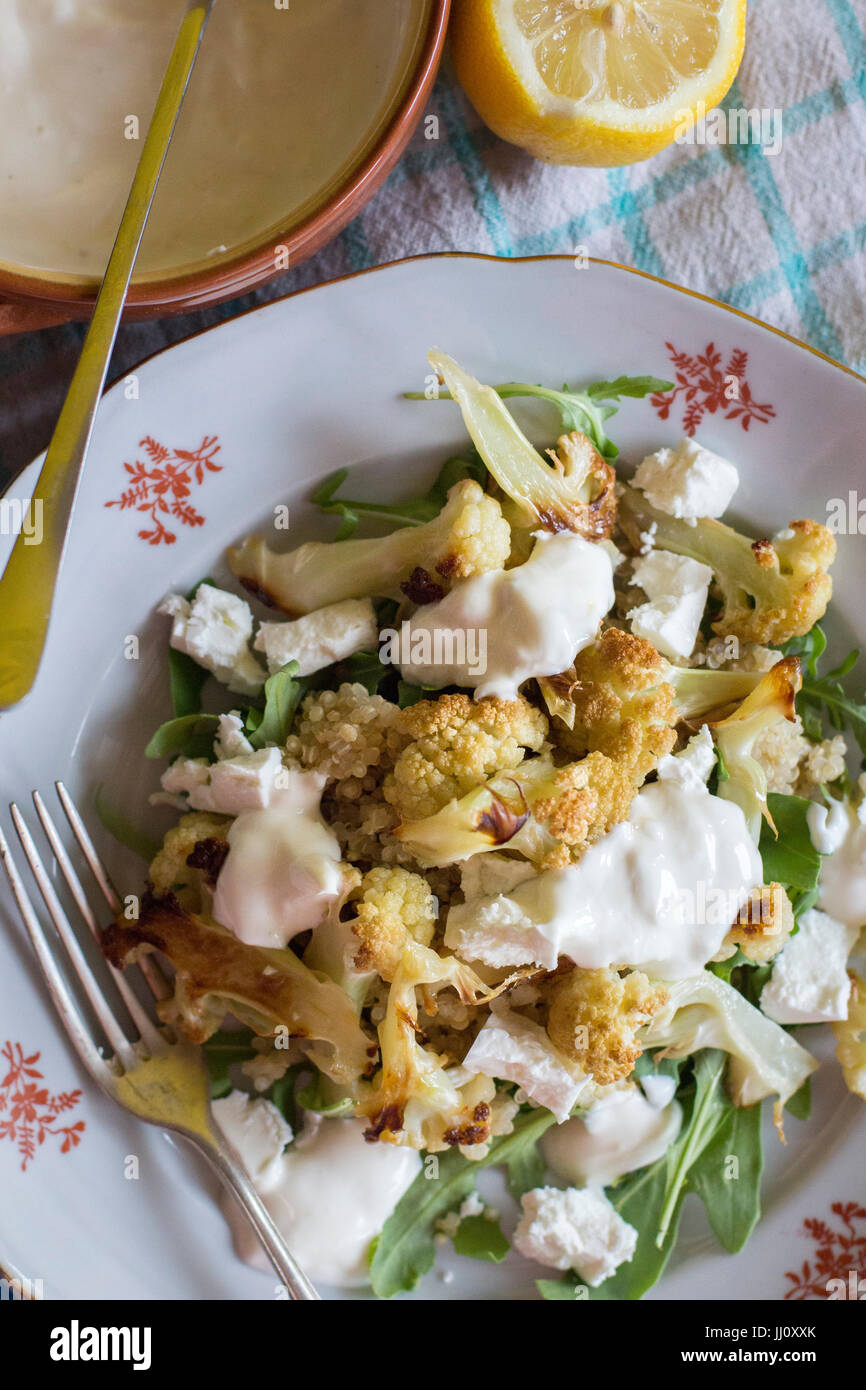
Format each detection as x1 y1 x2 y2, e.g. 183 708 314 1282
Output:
0 0 450 336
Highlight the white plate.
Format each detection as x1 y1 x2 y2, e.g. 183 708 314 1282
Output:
1 254 864 1302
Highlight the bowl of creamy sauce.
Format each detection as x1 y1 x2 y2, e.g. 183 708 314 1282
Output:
0 0 445 325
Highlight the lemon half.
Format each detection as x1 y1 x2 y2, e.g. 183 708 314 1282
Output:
451 0 747 166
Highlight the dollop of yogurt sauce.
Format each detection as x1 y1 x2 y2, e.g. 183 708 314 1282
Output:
814 799 866 931
213 1095 420 1288
212 770 343 949
541 1085 682 1188
446 780 762 977
397 532 614 701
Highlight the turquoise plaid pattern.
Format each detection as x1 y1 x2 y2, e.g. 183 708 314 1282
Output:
1 0 864 488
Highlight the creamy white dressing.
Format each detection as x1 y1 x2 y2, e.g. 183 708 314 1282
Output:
445 781 762 977
817 804 866 932
0 0 429 278
398 532 614 701
807 798 850 856
212 770 343 949
214 1102 420 1288
541 1086 682 1188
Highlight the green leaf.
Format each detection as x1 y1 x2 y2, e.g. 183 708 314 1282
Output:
311 455 486 537
266 1069 301 1131
167 646 209 718
397 679 438 708
144 712 220 760
759 793 822 894
783 626 866 759
201 1029 258 1100
452 1214 510 1263
247 661 305 750
341 649 390 696
370 1107 557 1298
93 784 161 862
295 1072 355 1117
686 1099 763 1253
785 1075 812 1122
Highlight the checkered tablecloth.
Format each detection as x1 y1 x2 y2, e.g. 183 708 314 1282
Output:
1 0 864 493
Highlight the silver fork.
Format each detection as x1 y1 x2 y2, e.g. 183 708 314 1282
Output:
0 781 319 1301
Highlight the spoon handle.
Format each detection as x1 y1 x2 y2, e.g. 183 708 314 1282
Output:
0 1 216 710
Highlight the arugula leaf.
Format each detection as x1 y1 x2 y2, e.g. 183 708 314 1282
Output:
370 1108 557 1298
93 784 161 862
759 793 822 894
340 649 390 697
452 1215 510 1263
311 455 486 538
246 661 305 750
783 625 866 758
145 712 220 760
407 375 673 461
295 1072 354 1117
201 1030 258 1100
267 1068 302 1131
167 646 209 718
785 1075 812 1122
686 1097 762 1253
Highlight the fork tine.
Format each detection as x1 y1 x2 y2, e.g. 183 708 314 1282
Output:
32 791 164 1053
55 780 170 1003
10 803 139 1069
0 823 111 1089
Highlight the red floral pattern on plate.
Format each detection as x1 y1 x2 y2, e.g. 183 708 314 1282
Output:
784 1202 866 1299
105 434 222 545
0 1041 85 1171
651 342 776 436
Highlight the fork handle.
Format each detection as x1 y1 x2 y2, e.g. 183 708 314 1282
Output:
195 1140 320 1300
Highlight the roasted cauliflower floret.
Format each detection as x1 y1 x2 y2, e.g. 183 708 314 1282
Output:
833 972 866 1101
549 628 677 780
351 866 437 982
384 692 548 822
228 479 511 616
620 486 835 645
396 747 637 868
148 811 230 911
429 351 618 540
545 967 669 1085
286 682 404 784
718 882 796 964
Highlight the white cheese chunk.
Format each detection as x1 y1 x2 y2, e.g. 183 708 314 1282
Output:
211 1090 293 1188
161 746 287 817
657 726 716 792
628 549 712 661
461 1007 590 1123
633 437 739 522
513 1185 637 1286
761 908 858 1024
213 711 254 760
254 598 378 676
159 584 265 695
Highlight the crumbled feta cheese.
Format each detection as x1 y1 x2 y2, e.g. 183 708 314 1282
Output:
657 726 716 792
161 746 286 816
633 437 739 522
640 1073 678 1109
761 908 859 1025
212 1090 293 1188
159 585 265 695
460 853 538 902
638 521 657 555
254 598 379 676
214 711 254 760
628 550 712 661
446 893 552 970
461 1007 591 1123
513 1186 637 1286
